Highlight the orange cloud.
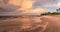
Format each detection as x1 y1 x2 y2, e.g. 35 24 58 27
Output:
17 0 35 11
21 0 33 9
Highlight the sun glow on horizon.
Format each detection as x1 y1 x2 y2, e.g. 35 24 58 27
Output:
57 3 60 6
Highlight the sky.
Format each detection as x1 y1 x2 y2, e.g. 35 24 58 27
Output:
0 0 60 16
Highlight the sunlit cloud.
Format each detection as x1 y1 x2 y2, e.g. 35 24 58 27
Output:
21 7 45 14
28 8 45 14
17 0 35 12
21 0 34 9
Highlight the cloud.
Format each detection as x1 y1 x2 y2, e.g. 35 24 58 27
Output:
33 0 58 7
33 0 60 12
28 8 45 14
21 0 34 9
21 7 45 14
17 0 35 12
0 0 36 16
0 0 59 16
16 0 45 15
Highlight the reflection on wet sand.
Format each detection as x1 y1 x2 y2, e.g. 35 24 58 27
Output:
0 15 48 32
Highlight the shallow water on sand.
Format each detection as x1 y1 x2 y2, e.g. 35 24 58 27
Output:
0 16 48 32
